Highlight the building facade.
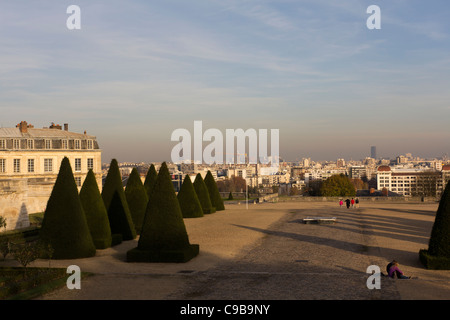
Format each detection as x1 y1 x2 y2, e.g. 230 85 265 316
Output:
376 165 448 197
0 121 102 230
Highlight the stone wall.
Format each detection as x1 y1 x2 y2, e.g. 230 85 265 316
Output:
0 179 30 231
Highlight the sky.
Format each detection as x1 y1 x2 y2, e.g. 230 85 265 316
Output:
1 1 450 163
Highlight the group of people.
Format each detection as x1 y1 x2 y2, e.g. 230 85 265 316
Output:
339 198 359 209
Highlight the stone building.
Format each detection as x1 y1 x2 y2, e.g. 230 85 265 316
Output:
0 121 102 231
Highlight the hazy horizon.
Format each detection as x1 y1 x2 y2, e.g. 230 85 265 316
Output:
2 1 450 164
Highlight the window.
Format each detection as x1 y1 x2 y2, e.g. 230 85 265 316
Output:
27 139 34 149
75 140 81 149
75 158 81 172
45 139 51 149
87 140 93 149
13 159 20 173
62 139 68 149
0 140 5 149
28 159 35 173
75 177 82 187
0 159 5 173
13 139 20 149
44 159 53 173
87 158 94 170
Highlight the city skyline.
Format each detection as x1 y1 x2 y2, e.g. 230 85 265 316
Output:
1 1 450 163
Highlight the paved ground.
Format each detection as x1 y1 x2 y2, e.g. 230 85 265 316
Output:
4 200 449 300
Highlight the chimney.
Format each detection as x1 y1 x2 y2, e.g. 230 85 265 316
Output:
49 122 62 130
16 121 28 133
64 123 69 131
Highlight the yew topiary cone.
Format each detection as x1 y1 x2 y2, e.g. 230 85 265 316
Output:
125 168 149 235
102 159 136 241
177 175 204 218
80 169 112 249
144 164 158 199
127 162 199 262
39 157 96 259
193 173 215 214
204 170 225 211
420 180 450 269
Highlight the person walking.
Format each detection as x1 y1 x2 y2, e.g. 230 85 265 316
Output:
339 199 343 207
355 198 359 208
351 198 355 208
345 198 351 209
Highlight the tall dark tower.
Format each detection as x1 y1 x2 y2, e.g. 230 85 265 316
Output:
371 146 377 159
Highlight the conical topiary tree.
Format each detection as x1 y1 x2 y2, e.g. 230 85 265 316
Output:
39 157 96 259
228 192 234 200
125 168 149 235
193 173 215 214
102 159 136 241
177 175 204 218
420 181 450 269
204 171 225 211
144 164 158 199
127 162 199 262
80 169 112 249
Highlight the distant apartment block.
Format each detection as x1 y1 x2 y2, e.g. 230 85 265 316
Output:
376 165 449 197
0 121 102 230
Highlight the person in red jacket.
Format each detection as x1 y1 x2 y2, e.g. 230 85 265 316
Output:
351 198 355 207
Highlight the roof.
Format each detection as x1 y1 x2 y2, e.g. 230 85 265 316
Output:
0 127 96 139
443 165 450 171
377 165 391 172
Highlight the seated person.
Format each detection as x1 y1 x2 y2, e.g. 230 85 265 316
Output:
387 260 411 279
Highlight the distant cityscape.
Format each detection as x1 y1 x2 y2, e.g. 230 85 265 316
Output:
111 146 450 198
1 121 449 231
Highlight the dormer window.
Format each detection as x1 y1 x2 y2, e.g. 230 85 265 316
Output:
13 139 20 149
62 139 68 149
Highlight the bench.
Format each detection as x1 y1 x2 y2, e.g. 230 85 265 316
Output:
302 217 337 224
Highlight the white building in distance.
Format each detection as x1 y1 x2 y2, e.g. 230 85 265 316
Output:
376 165 449 197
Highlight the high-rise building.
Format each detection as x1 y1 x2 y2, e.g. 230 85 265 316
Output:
371 146 377 159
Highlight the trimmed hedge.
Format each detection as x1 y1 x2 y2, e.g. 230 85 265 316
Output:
419 249 450 270
144 164 158 200
125 168 149 235
102 159 136 241
204 171 225 211
419 181 450 269
39 157 96 259
177 175 204 218
193 173 215 214
79 169 112 249
127 162 199 263
428 181 450 257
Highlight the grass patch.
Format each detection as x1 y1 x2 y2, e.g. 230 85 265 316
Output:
0 266 91 300
29 212 44 227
